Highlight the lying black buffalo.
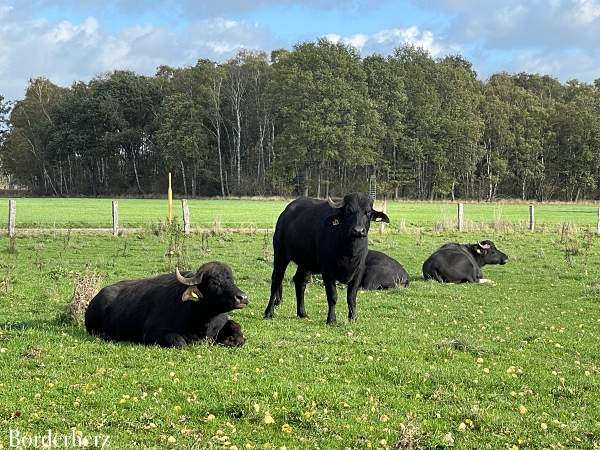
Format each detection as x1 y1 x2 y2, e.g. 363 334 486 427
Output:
85 262 248 348
360 250 409 290
422 240 508 283
264 192 389 324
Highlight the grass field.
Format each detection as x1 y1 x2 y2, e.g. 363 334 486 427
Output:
0 225 598 449
2 197 600 230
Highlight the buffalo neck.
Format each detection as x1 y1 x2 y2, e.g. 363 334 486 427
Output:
467 245 487 267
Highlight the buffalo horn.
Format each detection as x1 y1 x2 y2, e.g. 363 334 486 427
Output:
478 241 491 249
327 196 344 209
175 267 203 286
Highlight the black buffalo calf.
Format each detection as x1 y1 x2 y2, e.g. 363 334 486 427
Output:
360 250 409 290
85 262 248 348
422 240 508 283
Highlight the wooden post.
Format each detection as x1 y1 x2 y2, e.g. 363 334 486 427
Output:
112 201 119 236
167 172 173 224
181 199 190 235
7 199 16 237
457 203 464 232
529 205 535 232
597 208 600 235
379 199 387 234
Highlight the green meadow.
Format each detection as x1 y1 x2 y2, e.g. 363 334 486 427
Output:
2 197 600 230
0 225 598 449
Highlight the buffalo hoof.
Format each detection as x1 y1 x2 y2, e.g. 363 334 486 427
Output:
297 312 309 319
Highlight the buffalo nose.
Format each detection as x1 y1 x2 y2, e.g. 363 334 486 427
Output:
235 292 248 304
352 226 367 237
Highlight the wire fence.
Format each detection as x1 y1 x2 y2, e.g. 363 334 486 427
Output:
3 197 600 235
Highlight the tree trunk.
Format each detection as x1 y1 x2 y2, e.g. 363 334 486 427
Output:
303 166 309 197
317 168 322 199
132 154 142 194
180 160 188 196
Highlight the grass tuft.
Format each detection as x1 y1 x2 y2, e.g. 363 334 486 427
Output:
436 337 481 355
63 271 103 325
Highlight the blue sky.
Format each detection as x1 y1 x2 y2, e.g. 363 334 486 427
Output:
1 0 600 100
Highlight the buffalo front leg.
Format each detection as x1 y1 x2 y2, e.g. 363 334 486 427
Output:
323 276 338 325
144 330 187 348
293 267 310 318
264 255 289 319
216 320 246 347
346 275 361 322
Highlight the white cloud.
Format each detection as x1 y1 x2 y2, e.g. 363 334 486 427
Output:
344 33 369 50
571 0 600 24
326 26 451 56
0 9 272 100
410 0 600 81
324 33 342 44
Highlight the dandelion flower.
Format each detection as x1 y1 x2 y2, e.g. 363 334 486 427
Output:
518 405 527 415
263 412 275 424
281 424 293 433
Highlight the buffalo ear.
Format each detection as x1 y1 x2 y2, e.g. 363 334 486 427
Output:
326 214 341 226
182 286 203 302
371 210 390 223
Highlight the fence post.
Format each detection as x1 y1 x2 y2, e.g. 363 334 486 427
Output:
457 203 464 232
112 200 119 236
597 208 600 235
181 199 190 235
529 205 535 232
7 199 16 237
379 199 387 234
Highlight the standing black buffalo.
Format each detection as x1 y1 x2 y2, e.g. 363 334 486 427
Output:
360 250 409 290
422 240 508 283
85 262 248 348
263 193 389 324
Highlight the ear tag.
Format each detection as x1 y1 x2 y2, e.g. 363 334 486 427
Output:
332 219 340 226
476 248 482 254
190 291 199 299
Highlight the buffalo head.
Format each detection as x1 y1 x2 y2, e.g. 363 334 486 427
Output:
176 262 248 312
475 240 508 265
327 192 389 239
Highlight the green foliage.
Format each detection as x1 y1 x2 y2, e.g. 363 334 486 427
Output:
2 43 600 200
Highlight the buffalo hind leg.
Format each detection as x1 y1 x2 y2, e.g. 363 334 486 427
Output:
323 276 338 325
264 255 290 319
293 267 310 318
216 320 246 347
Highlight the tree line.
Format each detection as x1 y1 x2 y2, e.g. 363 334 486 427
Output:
1 39 600 201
